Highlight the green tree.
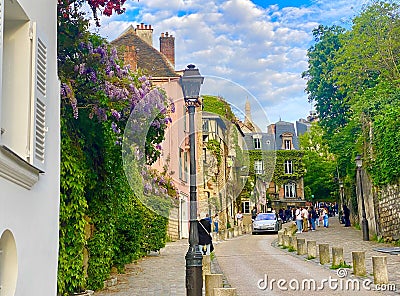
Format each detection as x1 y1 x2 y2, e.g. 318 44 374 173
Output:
299 123 337 201
302 25 348 134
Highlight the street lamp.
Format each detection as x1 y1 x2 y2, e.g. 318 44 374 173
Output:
180 64 204 296
339 180 344 209
355 155 369 241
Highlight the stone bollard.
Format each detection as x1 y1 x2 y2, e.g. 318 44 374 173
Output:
307 240 317 259
282 234 290 247
297 238 307 255
332 247 344 267
319 244 330 265
233 226 239 237
352 251 366 276
372 256 388 284
278 230 284 245
228 228 234 239
214 288 237 296
203 255 211 278
224 229 228 240
205 274 223 296
284 227 291 236
289 236 297 250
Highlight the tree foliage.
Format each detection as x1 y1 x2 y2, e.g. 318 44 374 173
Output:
57 0 175 294
303 1 400 193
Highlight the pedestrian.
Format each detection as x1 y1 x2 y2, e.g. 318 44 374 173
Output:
315 207 320 227
295 206 303 233
301 206 309 232
213 213 221 233
310 206 317 231
204 213 212 224
251 206 257 220
343 205 351 227
236 211 244 231
323 207 329 227
198 214 213 255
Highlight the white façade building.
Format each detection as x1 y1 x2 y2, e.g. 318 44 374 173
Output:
0 0 59 295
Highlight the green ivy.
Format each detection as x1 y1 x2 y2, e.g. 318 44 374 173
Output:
202 95 236 121
206 139 222 167
371 105 400 185
272 150 305 186
58 116 88 295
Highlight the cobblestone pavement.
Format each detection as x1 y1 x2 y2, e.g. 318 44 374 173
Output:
94 217 399 296
214 232 386 296
293 217 400 294
94 239 188 296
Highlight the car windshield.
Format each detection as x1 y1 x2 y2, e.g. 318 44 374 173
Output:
255 213 276 221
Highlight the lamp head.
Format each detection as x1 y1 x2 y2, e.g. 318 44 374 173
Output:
355 155 362 168
180 64 204 102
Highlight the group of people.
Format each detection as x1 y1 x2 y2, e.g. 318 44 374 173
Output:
294 205 330 233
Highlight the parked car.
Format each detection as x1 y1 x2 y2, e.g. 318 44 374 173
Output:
252 213 282 234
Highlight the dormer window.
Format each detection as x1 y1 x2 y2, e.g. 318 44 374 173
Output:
253 134 261 149
284 139 291 150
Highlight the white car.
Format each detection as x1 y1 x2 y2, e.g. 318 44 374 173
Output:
252 213 282 234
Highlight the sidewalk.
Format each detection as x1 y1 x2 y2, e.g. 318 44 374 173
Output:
94 239 188 296
293 216 400 292
93 238 225 296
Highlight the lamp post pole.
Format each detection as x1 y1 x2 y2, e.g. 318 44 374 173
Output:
339 181 344 207
180 64 204 296
355 155 369 241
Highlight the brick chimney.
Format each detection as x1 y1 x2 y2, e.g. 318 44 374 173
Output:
123 45 138 71
135 23 153 46
159 32 175 67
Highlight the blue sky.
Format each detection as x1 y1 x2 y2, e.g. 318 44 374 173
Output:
91 0 372 130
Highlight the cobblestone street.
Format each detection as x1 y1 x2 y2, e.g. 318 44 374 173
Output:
94 240 188 296
94 218 399 296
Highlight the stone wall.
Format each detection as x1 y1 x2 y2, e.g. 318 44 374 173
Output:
376 184 400 241
167 207 179 241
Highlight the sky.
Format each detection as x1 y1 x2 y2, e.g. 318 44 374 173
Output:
90 0 372 131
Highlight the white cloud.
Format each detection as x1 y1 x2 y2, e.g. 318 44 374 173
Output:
90 0 369 126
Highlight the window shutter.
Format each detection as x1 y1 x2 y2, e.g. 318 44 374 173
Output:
0 0 4 127
30 22 47 170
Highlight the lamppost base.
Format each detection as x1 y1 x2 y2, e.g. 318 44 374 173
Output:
185 246 203 296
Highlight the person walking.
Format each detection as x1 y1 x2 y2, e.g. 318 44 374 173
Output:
309 206 317 231
323 207 329 228
236 211 244 231
251 206 257 220
295 206 303 233
213 213 221 233
343 205 351 227
198 214 213 255
301 207 309 232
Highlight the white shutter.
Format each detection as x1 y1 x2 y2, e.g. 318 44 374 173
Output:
0 0 4 133
30 22 47 170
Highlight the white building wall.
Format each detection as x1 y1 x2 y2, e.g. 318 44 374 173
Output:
0 0 59 295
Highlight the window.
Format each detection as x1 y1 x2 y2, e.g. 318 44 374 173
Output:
284 140 291 150
242 201 250 214
184 151 188 182
253 138 261 149
179 148 183 180
254 160 263 175
0 2 49 188
284 183 296 198
202 119 209 132
284 160 293 174
183 106 187 132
